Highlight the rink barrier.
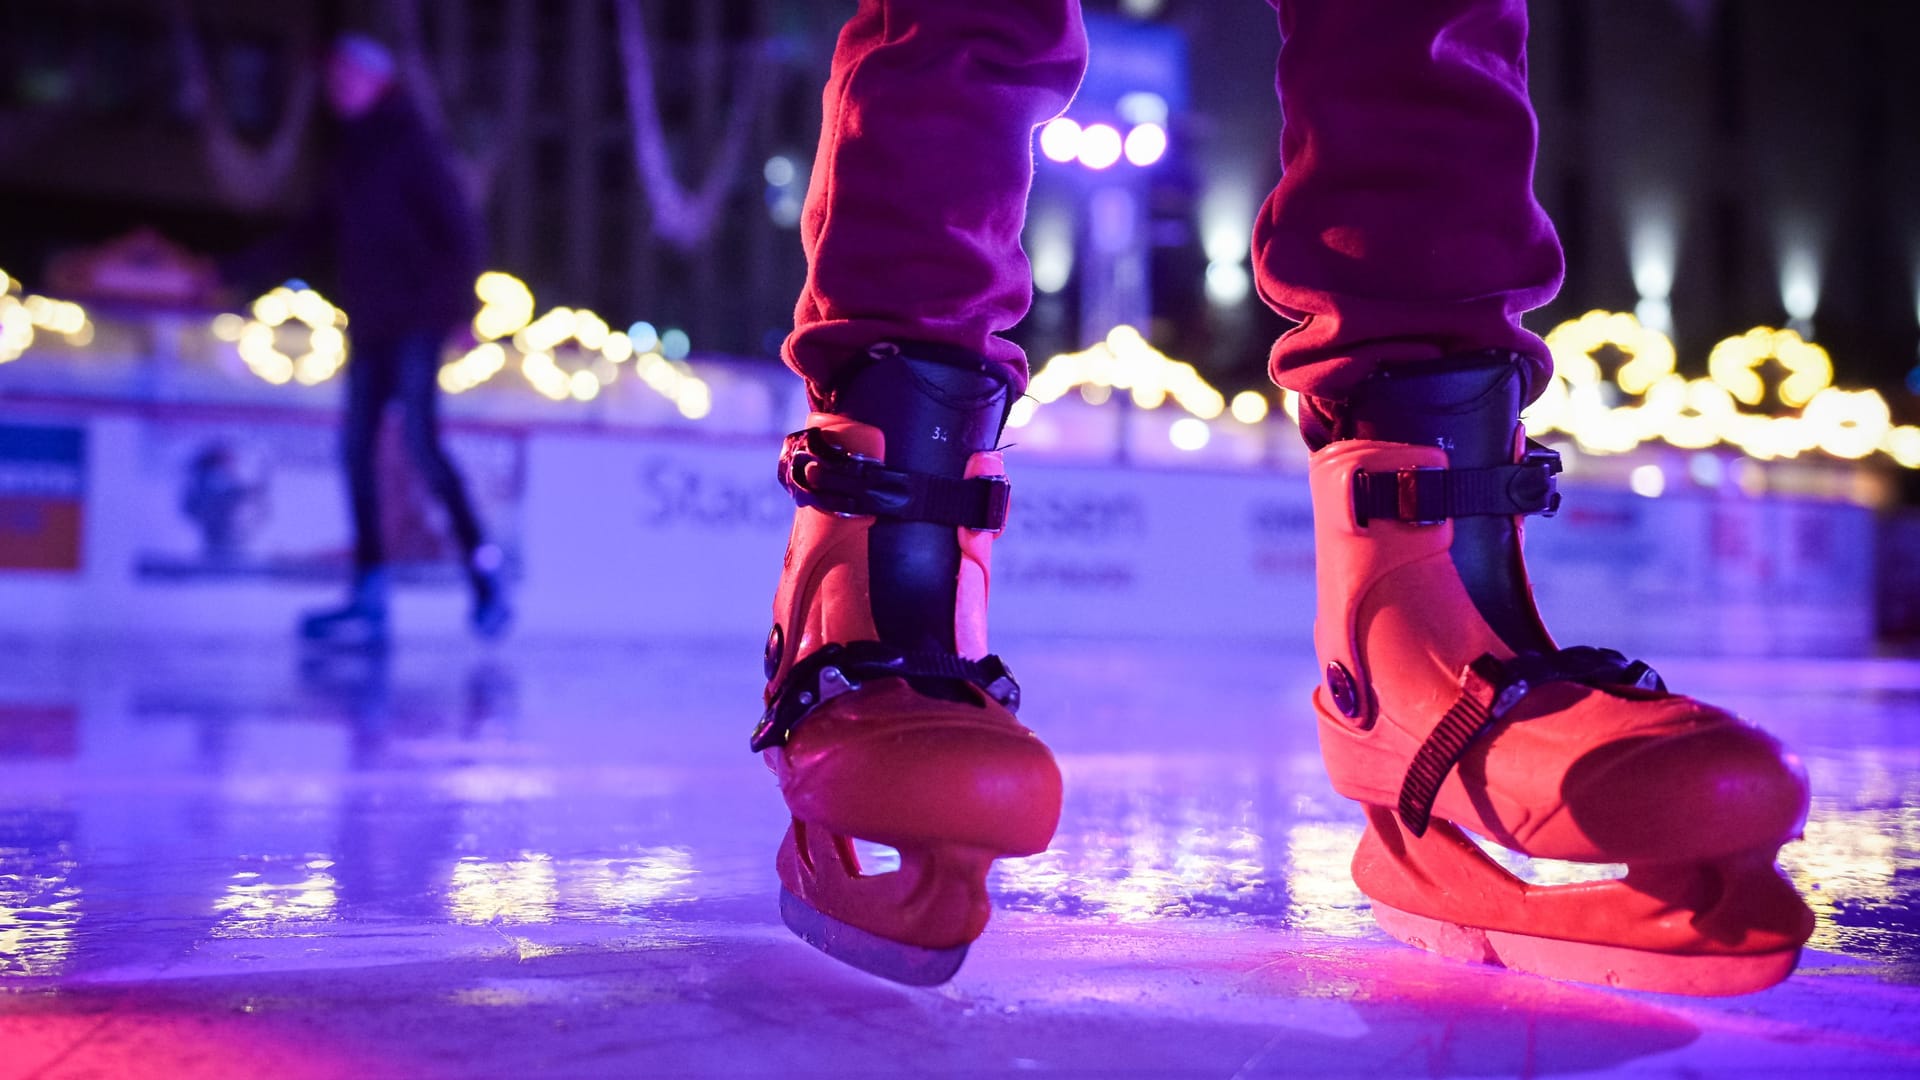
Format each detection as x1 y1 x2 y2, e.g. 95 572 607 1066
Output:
0 401 1883 656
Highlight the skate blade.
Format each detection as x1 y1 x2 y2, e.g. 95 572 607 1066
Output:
1371 900 1802 996
778 888 969 986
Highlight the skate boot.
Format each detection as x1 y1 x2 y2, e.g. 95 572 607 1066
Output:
1304 352 1814 995
468 543 512 640
300 566 390 648
754 344 1060 985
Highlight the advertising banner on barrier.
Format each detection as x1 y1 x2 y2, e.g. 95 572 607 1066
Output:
0 409 1883 655
129 417 525 583
520 434 1320 642
0 423 86 571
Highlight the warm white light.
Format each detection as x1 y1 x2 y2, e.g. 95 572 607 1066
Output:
1229 390 1270 424
569 369 601 401
1886 426 1920 469
677 380 713 419
1801 387 1891 460
1077 124 1123 170
1022 325 1225 426
1123 122 1167 167
1169 417 1211 451
1708 326 1832 408
1039 118 1082 164
234 284 346 387
1628 464 1666 498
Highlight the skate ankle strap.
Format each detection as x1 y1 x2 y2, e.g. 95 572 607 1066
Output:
751 641 1022 752
780 428 1010 530
1353 442 1561 527
1398 648 1665 836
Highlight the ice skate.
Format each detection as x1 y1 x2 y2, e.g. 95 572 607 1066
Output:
468 543 512 640
1304 353 1814 995
300 566 390 648
753 346 1061 985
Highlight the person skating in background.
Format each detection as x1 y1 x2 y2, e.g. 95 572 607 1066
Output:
751 0 1812 993
225 34 508 644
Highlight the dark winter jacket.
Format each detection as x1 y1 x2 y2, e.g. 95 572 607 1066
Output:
226 91 482 345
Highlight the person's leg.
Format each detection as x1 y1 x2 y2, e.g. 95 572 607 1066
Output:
1257 0 1812 995
343 347 391 574
1254 0 1560 404
782 0 1086 402
303 345 397 644
393 334 483 557
758 0 1087 985
392 333 509 638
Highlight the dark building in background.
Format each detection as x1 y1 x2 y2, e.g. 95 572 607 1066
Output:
2 0 1916 408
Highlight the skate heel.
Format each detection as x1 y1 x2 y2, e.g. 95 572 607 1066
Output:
776 819 995 984
1353 804 1811 996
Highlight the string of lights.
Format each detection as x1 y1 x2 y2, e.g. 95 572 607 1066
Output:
1014 312 1920 469
2 264 1914 468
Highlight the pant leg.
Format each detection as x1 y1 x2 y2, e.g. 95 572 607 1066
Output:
341 348 394 572
392 333 485 561
1253 0 1562 404
783 0 1088 402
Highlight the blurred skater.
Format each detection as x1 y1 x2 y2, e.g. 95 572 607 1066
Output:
226 34 508 644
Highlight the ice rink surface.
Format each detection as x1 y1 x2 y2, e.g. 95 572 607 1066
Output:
1 634 1916 1078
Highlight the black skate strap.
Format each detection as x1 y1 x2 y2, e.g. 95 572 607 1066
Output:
780 427 1009 531
1397 648 1664 837
1353 441 1561 527
751 641 1021 752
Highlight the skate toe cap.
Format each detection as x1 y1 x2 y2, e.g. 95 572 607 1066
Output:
779 686 1063 855
1561 713 1810 861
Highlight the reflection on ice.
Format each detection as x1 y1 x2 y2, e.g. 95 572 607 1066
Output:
1282 822 1370 937
578 848 698 912
213 858 340 936
996 782 1272 922
449 849 700 924
0 858 81 976
1778 753 1920 957
449 853 558 925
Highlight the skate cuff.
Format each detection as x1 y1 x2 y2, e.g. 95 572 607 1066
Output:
1398 648 1665 836
1353 442 1561 527
752 641 1021 752
780 428 1010 531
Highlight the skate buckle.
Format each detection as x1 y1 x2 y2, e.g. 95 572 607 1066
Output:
779 428 1011 531
781 428 887 519
1518 442 1563 518
752 642 1024 752
1394 467 1448 526
1354 443 1563 527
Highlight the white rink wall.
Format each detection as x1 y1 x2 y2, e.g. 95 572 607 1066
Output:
0 398 1880 657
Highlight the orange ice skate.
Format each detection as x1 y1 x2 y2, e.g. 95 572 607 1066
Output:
1303 353 1814 995
753 346 1060 985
